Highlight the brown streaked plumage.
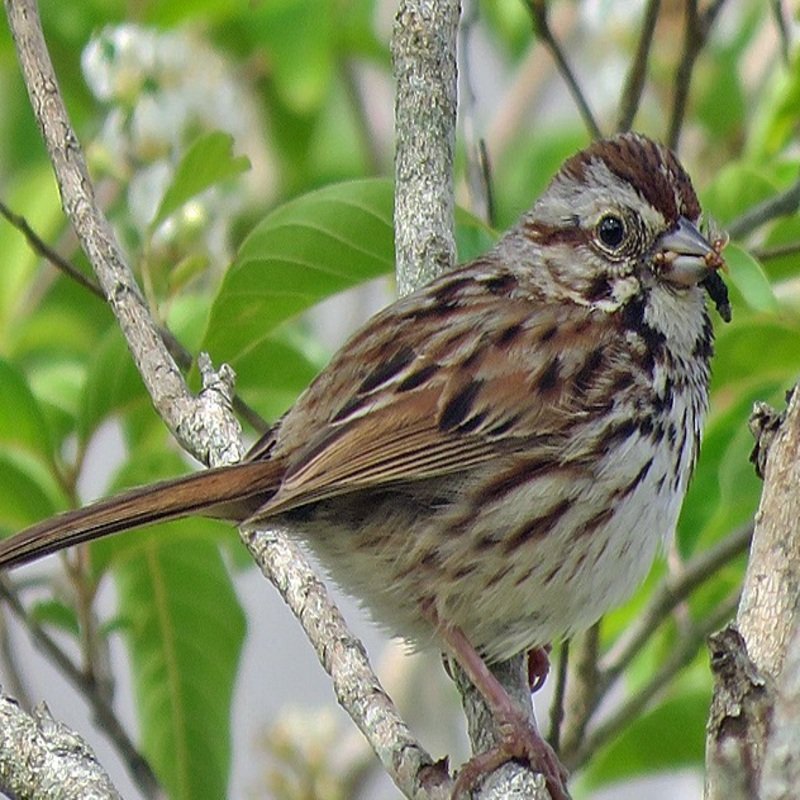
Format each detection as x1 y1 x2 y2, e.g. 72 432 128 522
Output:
0 133 729 800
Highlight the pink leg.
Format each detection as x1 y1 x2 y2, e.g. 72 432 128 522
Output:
527 644 552 694
436 623 569 800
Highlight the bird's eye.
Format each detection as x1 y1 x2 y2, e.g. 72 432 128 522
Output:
596 214 626 249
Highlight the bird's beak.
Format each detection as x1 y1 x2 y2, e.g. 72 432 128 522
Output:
654 217 727 287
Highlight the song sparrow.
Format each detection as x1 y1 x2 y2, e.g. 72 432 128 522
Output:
0 133 729 798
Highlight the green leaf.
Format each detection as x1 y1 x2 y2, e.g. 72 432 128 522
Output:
28 358 85 446
455 205 497 263
0 358 53 458
151 132 250 231
701 163 779 226
0 167 64 338
0 449 67 533
256 1 334 114
202 178 395 370
113 529 245 800
725 244 778 313
231 332 321 421
578 690 708 789
78 330 149 442
30 599 80 636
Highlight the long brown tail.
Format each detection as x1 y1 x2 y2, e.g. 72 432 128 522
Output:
0 460 282 570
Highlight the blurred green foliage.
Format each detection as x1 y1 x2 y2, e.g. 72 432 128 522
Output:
0 1 799 798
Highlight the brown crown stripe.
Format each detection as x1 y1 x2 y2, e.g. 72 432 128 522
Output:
560 134 701 223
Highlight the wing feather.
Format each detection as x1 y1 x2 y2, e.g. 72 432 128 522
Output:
248 267 622 520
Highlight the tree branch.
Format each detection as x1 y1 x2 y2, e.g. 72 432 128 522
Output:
392 0 459 295
616 0 661 132
667 0 727 150
524 0 602 140
5 0 242 469
727 173 800 241
241 528 450 800
0 578 160 798
392 4 551 798
760 615 800 799
0 689 123 800
704 377 800 795
737 385 800 680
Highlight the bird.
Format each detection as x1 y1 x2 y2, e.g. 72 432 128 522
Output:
0 132 729 799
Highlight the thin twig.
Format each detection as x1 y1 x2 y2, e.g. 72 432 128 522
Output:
567 590 740 770
0 197 268 433
525 0 602 140
770 0 790 66
340 58 383 176
6 0 242 467
559 623 601 759
460 0 494 225
616 0 662 132
0 578 162 798
0 198 105 299
753 240 800 262
728 174 800 240
667 0 728 149
0 606 32 708
548 640 569 751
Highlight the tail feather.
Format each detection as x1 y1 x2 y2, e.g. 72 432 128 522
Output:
0 460 281 570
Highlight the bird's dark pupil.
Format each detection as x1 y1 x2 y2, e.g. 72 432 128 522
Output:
598 215 625 247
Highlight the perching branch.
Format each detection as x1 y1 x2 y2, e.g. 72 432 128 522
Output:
392 4 550 798
242 528 450 800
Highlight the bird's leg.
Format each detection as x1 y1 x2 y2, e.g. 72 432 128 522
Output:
428 612 570 800
527 644 552 694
